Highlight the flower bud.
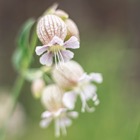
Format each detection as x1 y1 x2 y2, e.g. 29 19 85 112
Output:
41 84 64 112
31 78 45 99
37 15 67 45
43 4 69 20
65 19 80 40
52 61 84 89
54 9 69 20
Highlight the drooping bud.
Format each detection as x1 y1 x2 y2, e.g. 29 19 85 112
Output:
52 60 103 112
54 9 69 20
41 84 64 112
37 15 67 45
52 61 84 89
65 19 80 40
31 78 45 99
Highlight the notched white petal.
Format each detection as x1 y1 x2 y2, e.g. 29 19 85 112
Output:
78 73 93 83
68 111 79 119
35 45 49 55
39 52 53 66
41 111 52 118
49 36 64 46
89 73 103 83
63 91 77 110
61 50 74 62
59 117 72 128
82 84 97 100
40 118 52 128
64 36 80 49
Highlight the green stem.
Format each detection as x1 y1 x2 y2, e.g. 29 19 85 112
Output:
0 28 37 140
134 122 140 140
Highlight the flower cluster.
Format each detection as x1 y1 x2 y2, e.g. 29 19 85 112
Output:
36 4 80 67
29 4 103 137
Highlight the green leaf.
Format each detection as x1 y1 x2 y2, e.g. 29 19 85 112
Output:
17 19 35 49
24 69 43 81
12 19 36 71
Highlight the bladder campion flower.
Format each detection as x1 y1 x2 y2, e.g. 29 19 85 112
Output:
36 15 80 66
52 61 103 112
40 84 78 137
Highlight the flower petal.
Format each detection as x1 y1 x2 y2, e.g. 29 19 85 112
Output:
94 99 100 106
41 111 52 118
63 91 77 110
64 36 80 49
82 84 97 100
59 117 72 128
54 108 67 117
89 73 103 83
35 45 49 55
67 111 79 119
48 36 64 46
92 94 98 101
39 52 53 66
40 118 52 128
78 73 90 82
60 50 74 62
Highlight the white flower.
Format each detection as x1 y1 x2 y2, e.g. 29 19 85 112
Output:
40 84 78 137
36 36 79 66
52 61 103 112
52 60 84 89
36 15 80 66
63 72 102 112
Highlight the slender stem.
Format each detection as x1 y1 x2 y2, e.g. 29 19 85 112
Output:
0 28 37 140
135 122 140 140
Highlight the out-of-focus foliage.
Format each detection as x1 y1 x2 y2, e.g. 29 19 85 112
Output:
12 19 36 71
14 35 139 140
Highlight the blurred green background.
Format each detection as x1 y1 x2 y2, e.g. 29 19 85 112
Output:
0 0 140 140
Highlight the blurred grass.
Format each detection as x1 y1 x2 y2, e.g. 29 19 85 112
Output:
11 34 140 140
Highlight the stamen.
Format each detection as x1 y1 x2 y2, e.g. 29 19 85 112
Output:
80 92 86 112
58 50 64 63
60 118 67 136
80 90 95 112
55 118 60 137
56 52 61 64
56 51 63 69
54 52 58 69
